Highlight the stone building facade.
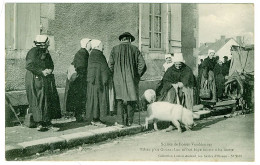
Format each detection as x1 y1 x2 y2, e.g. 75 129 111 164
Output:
5 3 199 91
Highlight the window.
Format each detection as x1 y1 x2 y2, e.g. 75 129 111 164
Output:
5 3 40 50
149 4 162 49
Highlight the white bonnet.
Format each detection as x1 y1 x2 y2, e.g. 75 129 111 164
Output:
80 38 91 48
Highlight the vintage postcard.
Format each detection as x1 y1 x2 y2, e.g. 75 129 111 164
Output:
2 0 256 163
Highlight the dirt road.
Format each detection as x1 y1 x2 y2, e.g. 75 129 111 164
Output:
27 113 254 161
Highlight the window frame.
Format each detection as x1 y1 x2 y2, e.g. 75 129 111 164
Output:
149 4 163 51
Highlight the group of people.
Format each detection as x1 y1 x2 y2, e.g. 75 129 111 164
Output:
198 50 231 104
156 49 231 113
25 32 146 131
25 32 231 132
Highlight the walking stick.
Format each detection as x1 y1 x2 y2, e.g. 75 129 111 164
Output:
139 103 141 125
5 94 23 126
137 93 141 125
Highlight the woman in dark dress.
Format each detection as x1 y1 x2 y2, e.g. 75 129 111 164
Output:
25 35 61 131
200 49 217 104
86 40 112 126
156 53 196 110
63 38 91 121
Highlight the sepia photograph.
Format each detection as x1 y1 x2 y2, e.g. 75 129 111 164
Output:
1 0 257 162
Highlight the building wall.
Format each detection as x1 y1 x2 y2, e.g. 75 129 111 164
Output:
5 3 199 91
140 4 183 80
5 3 41 91
169 4 182 53
5 3 139 90
181 4 199 73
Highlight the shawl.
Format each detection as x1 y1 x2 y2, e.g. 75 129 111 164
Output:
163 63 196 88
87 49 111 89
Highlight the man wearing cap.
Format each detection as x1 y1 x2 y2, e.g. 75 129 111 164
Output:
200 49 217 104
25 35 61 131
64 38 91 122
109 32 147 127
222 56 230 77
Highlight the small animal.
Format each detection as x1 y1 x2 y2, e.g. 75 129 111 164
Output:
145 102 199 132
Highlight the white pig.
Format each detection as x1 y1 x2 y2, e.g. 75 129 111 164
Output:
145 102 199 132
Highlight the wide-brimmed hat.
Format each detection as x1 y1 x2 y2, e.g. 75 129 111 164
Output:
173 53 185 63
119 32 135 42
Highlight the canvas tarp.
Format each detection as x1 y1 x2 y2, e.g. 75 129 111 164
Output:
229 46 254 76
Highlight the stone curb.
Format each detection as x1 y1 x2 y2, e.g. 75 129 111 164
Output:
5 124 147 160
5 105 236 160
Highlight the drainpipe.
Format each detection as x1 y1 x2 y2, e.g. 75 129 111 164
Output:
138 4 142 51
13 3 17 50
166 4 169 53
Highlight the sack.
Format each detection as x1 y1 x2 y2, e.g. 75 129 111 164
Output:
199 80 212 99
24 108 36 128
67 64 77 81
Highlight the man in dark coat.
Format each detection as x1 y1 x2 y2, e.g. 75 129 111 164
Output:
25 35 61 131
86 40 111 125
214 60 225 101
222 56 230 77
109 32 147 127
64 38 91 122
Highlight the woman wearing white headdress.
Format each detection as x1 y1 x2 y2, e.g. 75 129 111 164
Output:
86 39 111 126
162 54 174 76
157 53 196 109
25 35 61 131
64 38 92 122
156 52 196 131
200 49 217 104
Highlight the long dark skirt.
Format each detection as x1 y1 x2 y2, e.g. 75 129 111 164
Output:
25 71 61 123
86 82 109 121
215 73 225 99
63 75 87 116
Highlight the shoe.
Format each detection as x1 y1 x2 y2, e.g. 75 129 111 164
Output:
114 122 125 128
47 125 60 132
126 122 132 127
165 125 174 132
91 121 106 127
36 124 44 131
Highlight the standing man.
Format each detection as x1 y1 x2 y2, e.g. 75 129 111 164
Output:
109 32 147 127
222 56 230 77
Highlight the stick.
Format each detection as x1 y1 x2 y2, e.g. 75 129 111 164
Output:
5 95 23 126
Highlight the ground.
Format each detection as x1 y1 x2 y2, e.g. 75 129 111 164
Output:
20 113 254 161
